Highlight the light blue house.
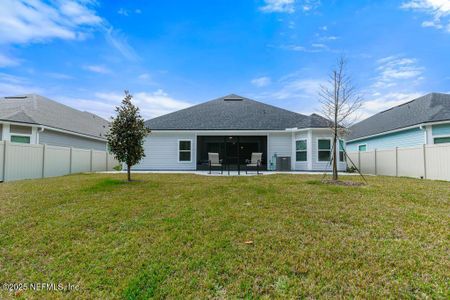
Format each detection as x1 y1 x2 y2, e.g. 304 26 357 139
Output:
347 93 450 151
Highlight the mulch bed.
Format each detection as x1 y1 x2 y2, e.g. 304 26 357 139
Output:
321 179 366 186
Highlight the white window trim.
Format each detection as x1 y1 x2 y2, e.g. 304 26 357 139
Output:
316 137 332 163
357 143 368 152
295 139 307 162
10 132 32 144
432 134 450 138
177 139 192 163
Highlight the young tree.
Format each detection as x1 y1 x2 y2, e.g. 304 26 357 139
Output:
107 91 150 181
319 56 363 181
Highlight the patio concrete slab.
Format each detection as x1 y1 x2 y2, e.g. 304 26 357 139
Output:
100 170 354 177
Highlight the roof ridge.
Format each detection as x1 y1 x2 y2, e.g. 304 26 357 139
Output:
144 94 311 123
348 92 450 141
34 94 108 122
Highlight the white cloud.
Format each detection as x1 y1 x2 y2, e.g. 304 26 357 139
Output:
60 89 193 120
251 73 325 117
319 35 339 41
401 0 450 32
260 0 296 13
372 56 424 89
422 20 444 28
45 72 73 80
251 76 272 87
358 92 424 120
83 65 111 74
271 77 325 100
260 0 320 14
280 43 331 53
0 72 42 96
138 73 151 80
355 55 426 120
117 8 129 16
104 28 139 61
0 53 20 67
0 0 138 61
0 0 102 44
118 8 142 16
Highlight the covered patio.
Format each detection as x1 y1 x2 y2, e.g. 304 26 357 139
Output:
196 135 267 173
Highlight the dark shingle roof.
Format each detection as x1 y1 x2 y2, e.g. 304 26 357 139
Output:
348 93 450 141
145 94 331 130
0 94 109 139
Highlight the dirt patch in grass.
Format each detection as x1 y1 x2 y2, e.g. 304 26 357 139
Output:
321 179 366 186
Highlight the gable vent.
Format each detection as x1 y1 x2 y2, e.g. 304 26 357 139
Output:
224 97 243 101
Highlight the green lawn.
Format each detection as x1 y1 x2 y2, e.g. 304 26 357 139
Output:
0 174 449 299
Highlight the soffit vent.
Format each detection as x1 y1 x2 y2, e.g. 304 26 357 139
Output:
223 97 243 101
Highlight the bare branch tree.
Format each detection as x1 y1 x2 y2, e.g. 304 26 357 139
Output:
319 56 363 181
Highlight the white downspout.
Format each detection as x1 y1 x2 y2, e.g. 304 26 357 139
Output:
37 126 45 144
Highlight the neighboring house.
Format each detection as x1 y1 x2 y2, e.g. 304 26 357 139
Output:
134 94 346 171
347 93 450 152
0 94 109 150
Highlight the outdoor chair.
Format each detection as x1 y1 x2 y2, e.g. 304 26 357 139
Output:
245 152 262 174
208 152 224 174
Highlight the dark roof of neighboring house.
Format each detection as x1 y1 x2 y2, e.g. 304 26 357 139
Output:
0 94 109 139
348 93 450 141
145 94 331 130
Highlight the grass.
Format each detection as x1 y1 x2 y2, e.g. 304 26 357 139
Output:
0 173 448 299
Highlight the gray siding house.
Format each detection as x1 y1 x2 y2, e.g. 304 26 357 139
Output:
134 94 346 172
347 93 450 152
0 94 109 150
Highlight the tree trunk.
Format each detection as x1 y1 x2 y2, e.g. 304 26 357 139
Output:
332 132 338 181
333 71 339 181
127 163 131 182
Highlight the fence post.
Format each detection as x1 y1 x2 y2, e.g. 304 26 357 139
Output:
42 144 46 178
90 149 93 172
69 147 73 174
2 141 7 182
395 147 398 177
105 152 108 171
423 144 427 179
358 150 361 171
374 149 377 175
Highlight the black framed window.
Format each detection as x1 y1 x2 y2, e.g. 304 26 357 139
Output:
434 137 450 144
296 140 307 162
179 140 192 162
339 140 345 162
318 139 331 162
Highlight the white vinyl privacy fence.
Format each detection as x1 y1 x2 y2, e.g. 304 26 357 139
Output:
347 143 450 181
0 141 119 182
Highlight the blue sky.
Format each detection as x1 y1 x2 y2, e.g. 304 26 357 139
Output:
0 0 449 121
